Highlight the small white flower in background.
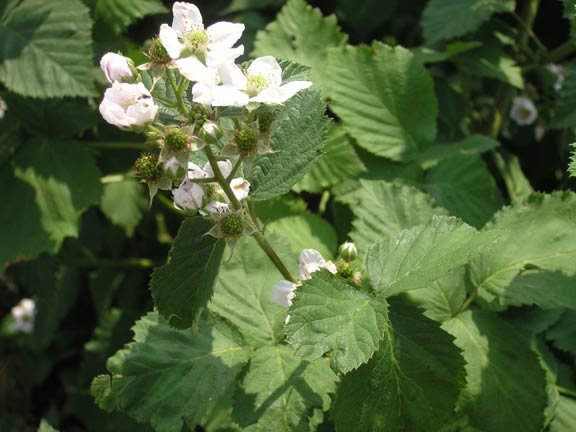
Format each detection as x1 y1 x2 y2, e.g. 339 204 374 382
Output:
172 179 205 210
271 249 336 308
509 96 538 126
230 178 250 201
159 2 244 81
271 280 298 308
0 97 6 120
547 63 564 91
8 298 35 334
299 249 337 280
100 52 133 83
99 82 158 128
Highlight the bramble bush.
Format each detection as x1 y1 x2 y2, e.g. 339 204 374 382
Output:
1 0 576 431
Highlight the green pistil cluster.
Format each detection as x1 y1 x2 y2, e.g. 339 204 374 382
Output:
236 125 260 156
186 30 209 53
134 153 163 182
247 75 267 97
165 127 188 151
257 111 275 133
147 38 171 64
189 104 209 128
337 261 355 279
220 213 244 237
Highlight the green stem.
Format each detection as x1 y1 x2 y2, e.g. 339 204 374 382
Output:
511 11 547 54
59 257 160 268
557 386 576 399
85 141 147 150
456 291 478 315
252 231 296 283
156 193 184 215
548 40 576 63
167 69 189 117
226 158 243 181
247 198 260 230
204 145 242 210
100 174 127 184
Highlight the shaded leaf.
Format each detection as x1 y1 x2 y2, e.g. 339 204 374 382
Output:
100 178 147 236
95 0 168 34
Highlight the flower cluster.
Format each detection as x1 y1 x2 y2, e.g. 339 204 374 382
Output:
97 2 313 242
8 298 36 334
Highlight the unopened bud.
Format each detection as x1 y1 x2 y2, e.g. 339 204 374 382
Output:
235 125 259 156
257 111 275 133
134 153 163 182
100 52 134 84
338 242 357 262
200 121 222 144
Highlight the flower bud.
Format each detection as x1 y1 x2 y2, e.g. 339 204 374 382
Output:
8 298 36 334
338 242 358 262
100 52 134 83
235 124 259 156
147 37 172 64
200 121 223 144
172 180 204 210
0 97 7 120
509 96 538 126
134 153 163 182
164 127 189 151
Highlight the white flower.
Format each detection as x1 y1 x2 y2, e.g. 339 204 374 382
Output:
509 96 538 126
164 156 181 176
187 162 207 179
271 280 298 307
230 178 250 201
8 298 35 334
192 62 249 107
99 82 158 128
547 63 564 91
244 57 312 104
299 249 337 280
159 2 244 81
100 52 133 83
203 160 233 178
0 97 6 120
204 201 230 216
172 179 204 210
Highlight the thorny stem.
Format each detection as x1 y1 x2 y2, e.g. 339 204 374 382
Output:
204 144 296 282
226 158 243 181
557 386 576 399
167 69 189 118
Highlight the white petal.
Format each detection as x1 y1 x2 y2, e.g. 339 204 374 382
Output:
230 177 250 201
299 249 327 280
204 201 230 216
192 81 216 104
187 162 206 179
207 22 245 49
217 62 247 89
206 46 245 68
248 56 282 87
172 180 204 210
159 24 183 59
172 2 203 35
271 280 297 307
251 81 312 104
203 160 232 178
175 57 216 82
193 85 249 107
100 52 132 83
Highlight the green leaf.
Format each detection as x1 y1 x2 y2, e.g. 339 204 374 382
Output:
8 139 102 258
561 0 576 42
333 300 465 432
470 192 576 308
38 419 59 432
92 312 250 432
211 235 295 347
503 270 576 311
252 0 346 93
0 0 95 98
286 271 389 373
340 180 449 252
492 151 534 201
100 178 147 236
150 218 225 329
546 311 576 356
418 134 499 170
365 216 496 297
251 90 329 200
551 63 576 128
404 266 467 322
569 143 576 177
234 345 339 431
293 125 365 193
95 0 168 34
443 311 547 432
424 154 503 228
325 43 437 161
422 0 515 44
551 395 576 432
266 213 338 259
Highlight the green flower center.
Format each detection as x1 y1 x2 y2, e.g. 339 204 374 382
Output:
236 126 260 156
165 127 188 151
186 30 209 53
247 75 268 97
134 153 163 182
148 38 171 64
220 213 244 237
